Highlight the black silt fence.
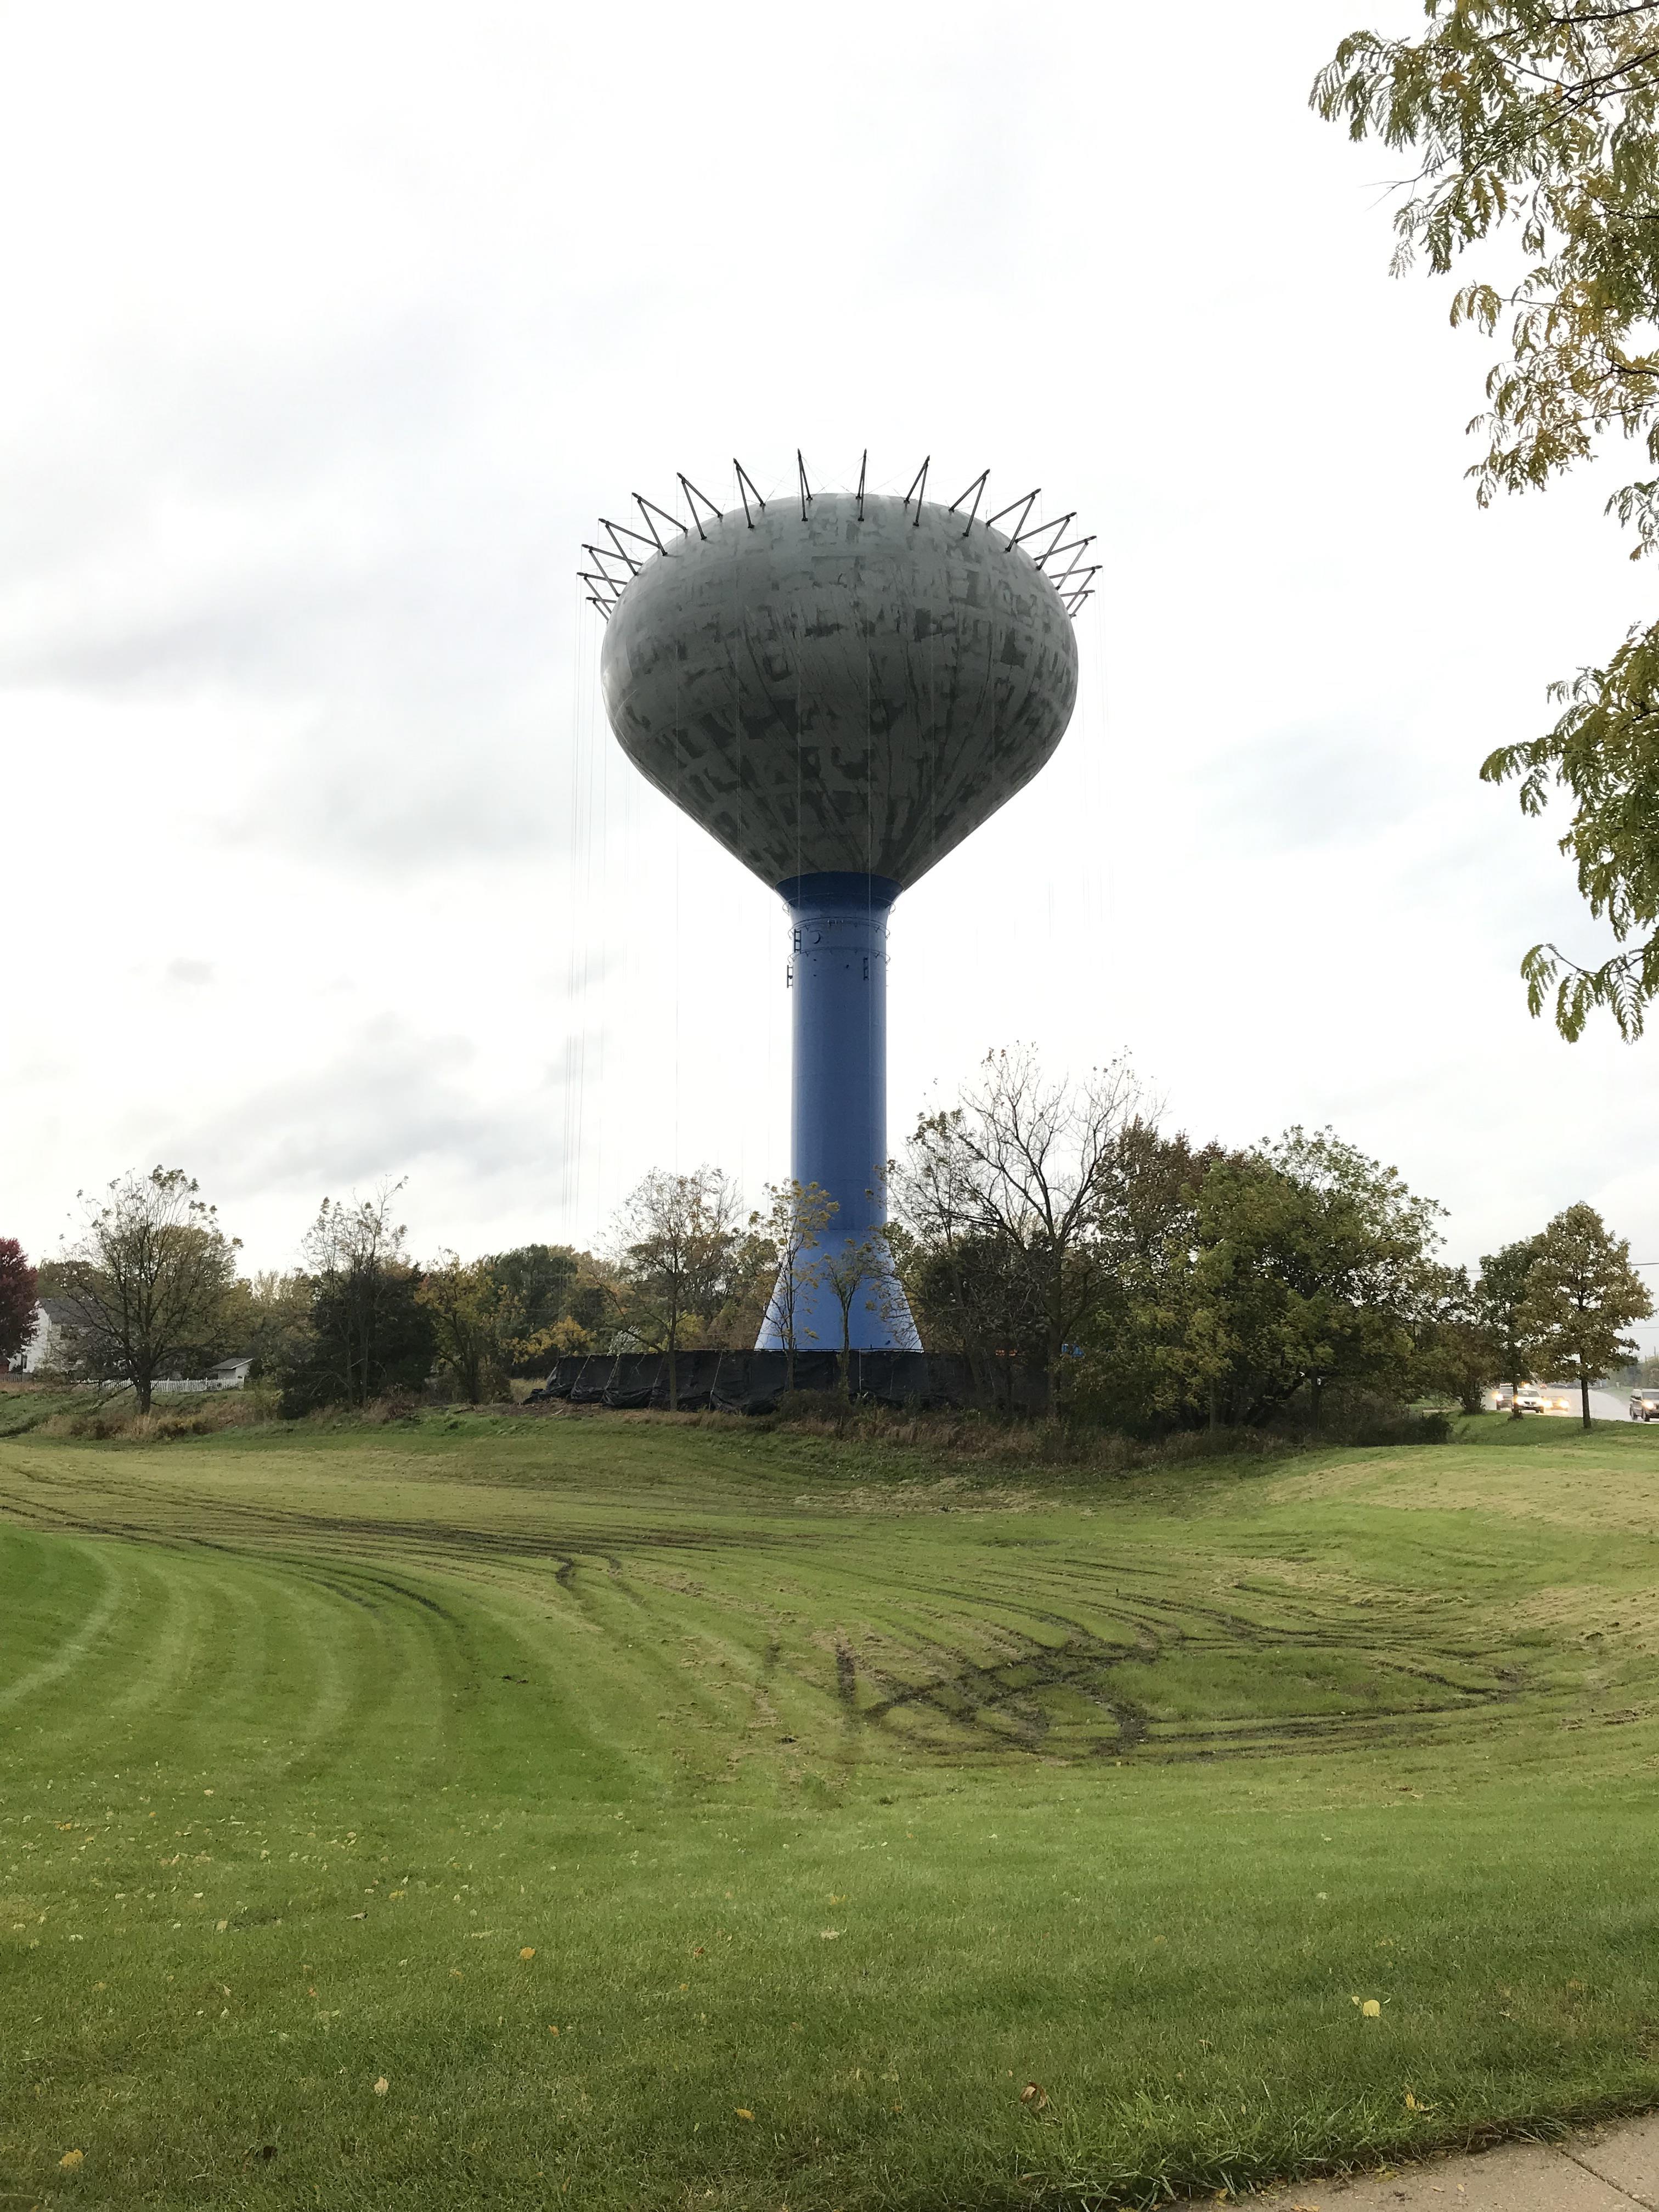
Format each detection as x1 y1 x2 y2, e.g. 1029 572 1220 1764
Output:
533 1349 1041 1414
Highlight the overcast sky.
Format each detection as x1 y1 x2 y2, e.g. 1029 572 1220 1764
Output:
7 0 1659 1339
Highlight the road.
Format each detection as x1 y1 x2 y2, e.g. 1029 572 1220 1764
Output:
1488 1385 1632 1422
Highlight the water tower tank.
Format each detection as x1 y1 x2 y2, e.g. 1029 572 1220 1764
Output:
585 460 1090 1354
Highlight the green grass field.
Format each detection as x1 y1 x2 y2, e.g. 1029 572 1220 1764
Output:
3 1404 1659 2209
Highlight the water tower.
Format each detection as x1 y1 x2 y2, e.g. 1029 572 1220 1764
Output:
582 456 1089 1353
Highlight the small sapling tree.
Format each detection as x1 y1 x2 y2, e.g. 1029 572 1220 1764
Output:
612 1167 742 1409
819 1227 891 1401
751 1179 836 1390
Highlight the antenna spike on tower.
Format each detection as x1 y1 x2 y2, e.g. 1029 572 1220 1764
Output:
1049 559 1099 593
856 449 867 522
636 493 687 549
677 475 723 538
733 459 766 528
1018 510 1075 557
631 496 670 555
902 455 930 523
986 488 1039 539
797 450 812 521
949 469 990 535
599 520 641 573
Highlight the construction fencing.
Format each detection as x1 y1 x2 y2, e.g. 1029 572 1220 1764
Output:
530 1349 1046 1416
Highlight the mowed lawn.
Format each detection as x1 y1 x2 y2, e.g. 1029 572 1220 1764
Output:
3 1409 1659 2209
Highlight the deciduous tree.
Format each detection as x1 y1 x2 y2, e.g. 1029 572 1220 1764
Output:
896 1048 1144 1409
611 1167 742 1408
52 1169 240 1412
1315 3 1659 1037
1475 1234 1546 1414
1518 1201 1652 1425
1070 1128 1231 1433
0 1239 38 1367
235 1271 314 1384
276 1184 433 1413
482 1245 581 1373
1183 1130 1446 1429
417 1254 506 1404
1418 1263 1505 1415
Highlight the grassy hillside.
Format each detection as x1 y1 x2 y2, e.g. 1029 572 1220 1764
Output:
3 1409 1658 2208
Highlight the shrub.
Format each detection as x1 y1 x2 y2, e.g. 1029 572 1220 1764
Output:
39 1387 278 1442
1267 1385 1452 1448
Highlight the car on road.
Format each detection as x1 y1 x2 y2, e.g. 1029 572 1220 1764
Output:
1631 1389 1659 1421
1514 1385 1575 1413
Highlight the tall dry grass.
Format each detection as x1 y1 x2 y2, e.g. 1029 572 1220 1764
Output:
38 1387 280 1442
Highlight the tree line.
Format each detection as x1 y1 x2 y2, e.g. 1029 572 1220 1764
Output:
2 1047 1651 1430
891 1050 1650 1433
0 1169 784 1415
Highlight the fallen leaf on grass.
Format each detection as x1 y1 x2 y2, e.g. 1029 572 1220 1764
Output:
59 2149 84 2170
1362 2000 1381 2018
735 2108 754 2121
520 1946 536 1960
1404 2089 1434 2112
349 1912 368 1921
1020 2083 1049 2111
547 2025 559 2035
374 2077 388 2096
820 1928 841 1940
216 1919 228 1932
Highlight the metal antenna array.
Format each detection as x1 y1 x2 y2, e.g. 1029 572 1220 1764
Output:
582 455 1094 619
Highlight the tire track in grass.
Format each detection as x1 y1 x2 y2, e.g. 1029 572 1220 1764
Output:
0 1536 123 1709
0 1447 1596 1788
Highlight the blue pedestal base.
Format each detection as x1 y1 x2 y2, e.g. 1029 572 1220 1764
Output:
756 872 921 1355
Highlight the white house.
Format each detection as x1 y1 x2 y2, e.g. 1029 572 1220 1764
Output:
8 1300 76 1375
7 1307 252 1390
153 1357 253 1395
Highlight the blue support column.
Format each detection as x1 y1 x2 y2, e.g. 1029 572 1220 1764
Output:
756 872 921 1355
